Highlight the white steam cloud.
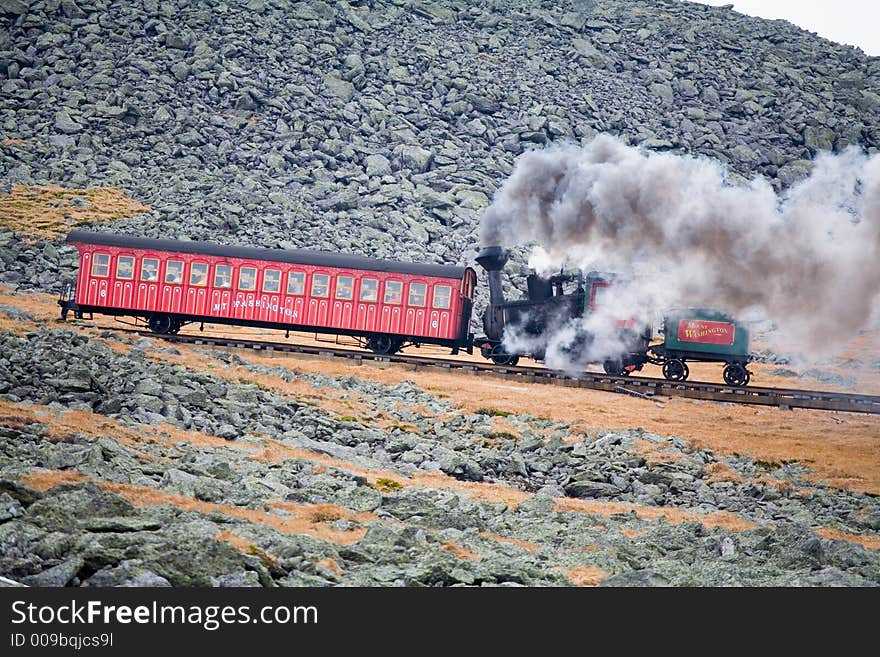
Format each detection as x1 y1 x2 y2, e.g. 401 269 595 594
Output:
480 135 880 360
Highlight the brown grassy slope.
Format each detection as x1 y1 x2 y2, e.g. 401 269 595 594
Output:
226 349 880 496
0 185 151 240
18 470 373 545
0 287 877 495
103 317 879 495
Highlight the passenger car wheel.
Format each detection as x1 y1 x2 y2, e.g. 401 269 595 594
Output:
367 335 402 355
148 314 173 334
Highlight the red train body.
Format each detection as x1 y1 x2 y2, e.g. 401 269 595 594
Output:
60 231 476 354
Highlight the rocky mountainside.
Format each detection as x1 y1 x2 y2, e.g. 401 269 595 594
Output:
1 1 879 587
2 0 879 292
1 325 878 586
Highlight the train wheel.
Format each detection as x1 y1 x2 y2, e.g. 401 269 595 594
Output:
367 335 401 355
662 359 689 381
148 314 173 334
603 360 627 376
723 363 750 386
168 318 182 334
490 344 519 367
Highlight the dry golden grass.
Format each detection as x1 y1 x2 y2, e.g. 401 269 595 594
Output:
702 462 744 484
123 342 772 520
18 470 371 545
0 398 255 464
110 482 367 545
489 416 522 440
0 287 60 333
216 529 257 553
566 565 606 586
0 400 159 462
749 330 880 394
569 544 601 553
219 350 880 495
631 438 688 464
315 557 344 576
816 528 880 551
19 470 89 489
478 532 541 553
135 344 380 421
9 406 762 556
440 542 480 561
0 285 139 348
0 338 770 536
620 528 649 539
141 422 253 452
100 480 370 545
0 185 151 241
554 497 757 532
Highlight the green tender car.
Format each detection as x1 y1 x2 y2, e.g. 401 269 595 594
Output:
648 308 752 386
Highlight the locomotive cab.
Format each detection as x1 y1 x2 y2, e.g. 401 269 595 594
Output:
474 246 649 372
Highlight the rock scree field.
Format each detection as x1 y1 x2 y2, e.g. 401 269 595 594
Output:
0 0 879 587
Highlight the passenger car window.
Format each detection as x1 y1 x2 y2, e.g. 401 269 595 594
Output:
408 282 427 307
311 273 329 298
141 258 159 282
91 253 110 277
360 278 378 302
432 285 451 310
214 264 232 288
165 260 184 284
238 267 257 291
116 256 135 280
287 272 305 295
336 275 353 300
384 280 402 304
190 262 208 287
263 269 281 294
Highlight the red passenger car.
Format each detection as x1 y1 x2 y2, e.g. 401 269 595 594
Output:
59 231 477 355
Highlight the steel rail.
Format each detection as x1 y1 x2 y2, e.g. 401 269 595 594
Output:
122 330 880 415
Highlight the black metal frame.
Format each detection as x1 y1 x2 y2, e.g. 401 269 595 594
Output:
62 303 474 354
648 344 751 366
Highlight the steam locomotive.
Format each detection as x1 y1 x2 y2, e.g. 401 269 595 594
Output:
473 246 753 386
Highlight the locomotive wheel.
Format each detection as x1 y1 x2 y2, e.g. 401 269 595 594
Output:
367 335 401 355
662 359 689 381
148 314 173 334
723 363 750 386
490 344 519 367
603 360 628 376
168 318 182 334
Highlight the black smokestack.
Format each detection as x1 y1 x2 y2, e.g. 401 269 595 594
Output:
476 245 509 305
476 245 510 341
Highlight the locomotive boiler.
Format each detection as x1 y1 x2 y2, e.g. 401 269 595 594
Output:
474 245 651 374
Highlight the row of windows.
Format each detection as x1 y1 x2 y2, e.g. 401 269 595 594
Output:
90 254 453 309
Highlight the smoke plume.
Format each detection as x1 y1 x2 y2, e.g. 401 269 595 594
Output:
480 135 880 357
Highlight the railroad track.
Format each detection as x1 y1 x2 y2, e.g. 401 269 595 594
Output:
126 329 880 415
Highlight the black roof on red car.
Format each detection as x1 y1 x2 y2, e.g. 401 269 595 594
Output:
65 230 468 279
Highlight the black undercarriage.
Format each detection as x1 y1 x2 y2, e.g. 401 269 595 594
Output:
58 299 472 357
